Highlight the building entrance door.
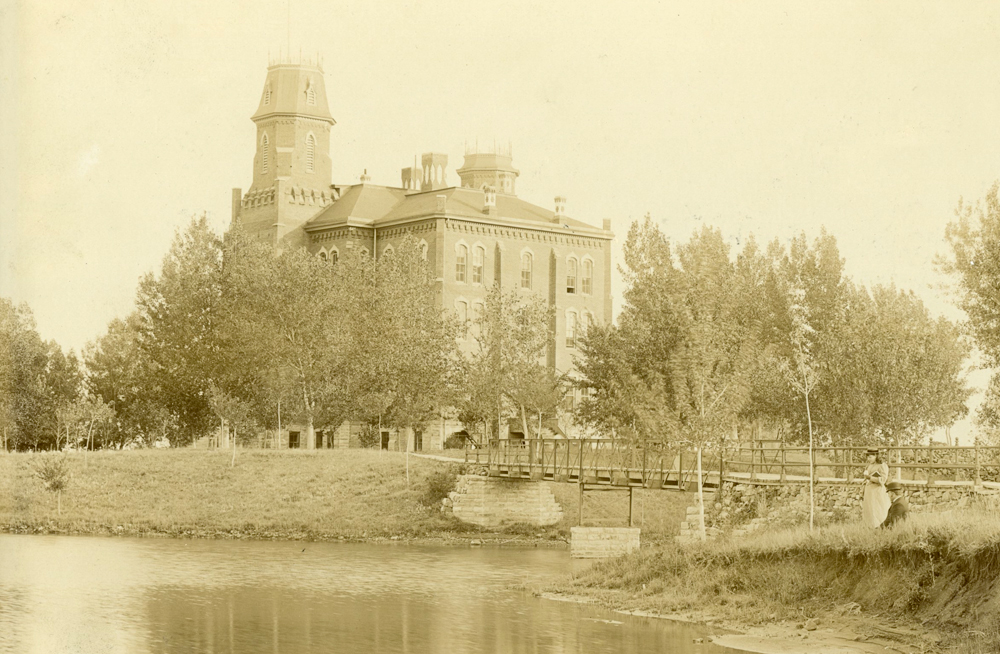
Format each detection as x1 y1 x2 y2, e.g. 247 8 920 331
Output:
380 431 390 450
289 431 300 449
413 430 423 452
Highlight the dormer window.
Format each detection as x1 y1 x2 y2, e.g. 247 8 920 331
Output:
306 81 316 106
264 86 271 105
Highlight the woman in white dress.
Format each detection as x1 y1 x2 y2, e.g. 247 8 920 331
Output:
861 449 890 528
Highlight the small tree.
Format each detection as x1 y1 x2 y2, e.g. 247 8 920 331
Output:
782 282 820 531
33 455 70 515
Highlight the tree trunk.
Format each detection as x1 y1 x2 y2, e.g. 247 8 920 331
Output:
806 391 815 533
520 404 529 441
57 490 61 516
697 446 706 541
231 425 237 467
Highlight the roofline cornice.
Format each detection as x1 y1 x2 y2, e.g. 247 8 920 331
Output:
305 211 613 240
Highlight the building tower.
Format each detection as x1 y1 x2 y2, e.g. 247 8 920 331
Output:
456 143 519 195
232 59 337 248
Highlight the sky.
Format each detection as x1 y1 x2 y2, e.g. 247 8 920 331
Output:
2 1 999 440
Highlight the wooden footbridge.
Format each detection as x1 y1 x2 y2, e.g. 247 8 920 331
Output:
466 438 1000 491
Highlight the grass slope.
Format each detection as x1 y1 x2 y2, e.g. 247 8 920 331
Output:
1 449 475 540
557 509 1000 653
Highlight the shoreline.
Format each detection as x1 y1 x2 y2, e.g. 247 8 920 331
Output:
537 591 922 654
0 521 570 548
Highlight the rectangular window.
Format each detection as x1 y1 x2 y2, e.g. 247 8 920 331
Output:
567 259 577 294
582 260 593 295
472 247 484 285
456 245 467 283
288 431 300 449
566 312 577 348
521 254 532 289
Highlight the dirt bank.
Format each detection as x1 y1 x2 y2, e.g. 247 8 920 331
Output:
549 511 1000 653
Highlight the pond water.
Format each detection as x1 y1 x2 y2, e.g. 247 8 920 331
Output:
0 534 748 653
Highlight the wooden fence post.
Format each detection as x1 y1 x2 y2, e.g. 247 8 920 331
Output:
779 442 786 483
846 446 854 484
750 444 757 481
975 439 982 487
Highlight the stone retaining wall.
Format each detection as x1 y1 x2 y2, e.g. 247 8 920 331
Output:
446 475 564 528
703 481 996 539
571 527 641 558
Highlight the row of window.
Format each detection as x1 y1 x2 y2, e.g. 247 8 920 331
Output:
456 245 595 294
455 301 594 348
259 133 317 175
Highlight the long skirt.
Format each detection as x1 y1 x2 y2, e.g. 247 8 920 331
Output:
862 482 890 528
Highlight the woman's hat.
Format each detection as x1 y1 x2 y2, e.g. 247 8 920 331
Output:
886 481 904 492
866 448 878 456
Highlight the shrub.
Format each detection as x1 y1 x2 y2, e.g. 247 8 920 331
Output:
422 467 458 507
443 433 469 449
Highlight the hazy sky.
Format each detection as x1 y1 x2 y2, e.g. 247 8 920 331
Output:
3 1 999 437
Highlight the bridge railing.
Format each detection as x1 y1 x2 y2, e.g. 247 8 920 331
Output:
480 437 723 488
721 442 1000 487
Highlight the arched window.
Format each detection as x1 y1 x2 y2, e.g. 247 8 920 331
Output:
456 300 469 338
566 257 578 294
306 83 316 105
472 245 485 285
582 259 593 295
305 133 316 173
382 245 394 258
318 250 328 261
264 86 271 105
260 133 269 174
566 311 578 348
329 247 339 264
419 240 428 261
521 252 532 289
456 244 468 282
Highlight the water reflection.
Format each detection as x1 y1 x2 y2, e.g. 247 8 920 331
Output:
0 535 746 654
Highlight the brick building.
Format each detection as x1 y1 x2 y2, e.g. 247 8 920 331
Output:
230 59 613 450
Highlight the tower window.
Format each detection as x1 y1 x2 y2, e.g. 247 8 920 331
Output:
264 86 271 105
456 244 468 283
472 246 485 285
521 252 532 289
305 133 316 173
260 133 269 174
306 83 316 105
566 258 578 294
582 259 593 295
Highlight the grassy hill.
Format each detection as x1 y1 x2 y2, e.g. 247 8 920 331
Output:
0 449 694 543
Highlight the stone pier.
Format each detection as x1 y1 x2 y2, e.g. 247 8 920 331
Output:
449 475 563 528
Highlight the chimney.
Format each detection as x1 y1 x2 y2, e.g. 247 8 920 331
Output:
553 196 566 223
360 169 371 183
421 153 449 191
231 188 242 224
603 218 612 232
483 186 497 216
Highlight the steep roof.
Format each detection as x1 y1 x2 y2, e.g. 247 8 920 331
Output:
304 185 609 238
251 63 334 125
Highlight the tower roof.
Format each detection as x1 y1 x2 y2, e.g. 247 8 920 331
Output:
251 63 335 125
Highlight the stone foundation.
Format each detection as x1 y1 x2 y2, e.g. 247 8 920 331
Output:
702 481 1000 540
571 527 641 558
448 475 563 528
